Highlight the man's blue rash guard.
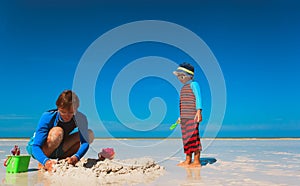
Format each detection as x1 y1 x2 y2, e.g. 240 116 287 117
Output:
32 110 89 166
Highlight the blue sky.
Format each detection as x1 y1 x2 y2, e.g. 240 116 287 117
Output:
0 0 299 138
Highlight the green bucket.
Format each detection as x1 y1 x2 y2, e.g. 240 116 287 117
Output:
6 155 31 173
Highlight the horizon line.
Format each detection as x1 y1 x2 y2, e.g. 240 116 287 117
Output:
1 137 300 141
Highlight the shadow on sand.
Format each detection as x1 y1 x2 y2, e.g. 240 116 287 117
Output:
200 157 217 166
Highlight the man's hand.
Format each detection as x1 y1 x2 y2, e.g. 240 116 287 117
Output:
194 109 202 123
44 160 56 172
66 155 79 165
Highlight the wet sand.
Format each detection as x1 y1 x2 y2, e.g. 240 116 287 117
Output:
1 138 300 185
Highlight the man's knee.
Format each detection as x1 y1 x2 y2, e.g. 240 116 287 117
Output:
88 129 94 144
48 127 64 145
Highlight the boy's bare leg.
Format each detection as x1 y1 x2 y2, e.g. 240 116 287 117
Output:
189 150 201 167
177 153 192 166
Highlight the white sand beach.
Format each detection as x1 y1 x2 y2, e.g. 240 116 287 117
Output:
1 138 300 185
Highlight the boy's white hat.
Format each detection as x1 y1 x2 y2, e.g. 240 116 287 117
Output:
173 63 194 77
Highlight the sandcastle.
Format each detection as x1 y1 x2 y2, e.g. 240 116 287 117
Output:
43 157 165 185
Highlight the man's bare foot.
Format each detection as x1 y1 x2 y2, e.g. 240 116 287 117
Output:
38 163 44 170
177 160 191 167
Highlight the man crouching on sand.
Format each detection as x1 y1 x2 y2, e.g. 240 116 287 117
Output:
26 90 94 171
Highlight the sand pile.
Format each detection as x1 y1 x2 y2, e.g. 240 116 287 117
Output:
44 157 165 185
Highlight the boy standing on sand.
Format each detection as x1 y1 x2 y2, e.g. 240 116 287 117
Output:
173 63 202 167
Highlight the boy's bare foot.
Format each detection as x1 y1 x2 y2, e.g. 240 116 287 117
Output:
178 153 192 167
177 160 191 167
189 150 201 168
188 161 201 168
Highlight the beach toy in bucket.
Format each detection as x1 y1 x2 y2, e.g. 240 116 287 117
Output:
4 145 31 173
11 145 20 156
